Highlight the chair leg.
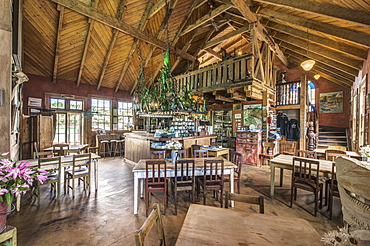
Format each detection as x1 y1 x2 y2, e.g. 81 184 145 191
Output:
220 188 223 208
174 189 178 215
314 192 318 217
290 184 294 208
145 192 149 217
72 178 75 199
203 187 206 205
237 179 240 194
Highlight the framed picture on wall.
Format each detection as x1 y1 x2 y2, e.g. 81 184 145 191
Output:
243 104 262 130
28 97 42 107
319 91 343 113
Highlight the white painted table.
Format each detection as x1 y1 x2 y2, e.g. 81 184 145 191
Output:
132 157 236 215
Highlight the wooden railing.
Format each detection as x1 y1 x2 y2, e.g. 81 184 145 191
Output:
275 81 301 106
174 54 254 92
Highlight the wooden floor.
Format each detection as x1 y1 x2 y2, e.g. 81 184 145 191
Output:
8 157 342 245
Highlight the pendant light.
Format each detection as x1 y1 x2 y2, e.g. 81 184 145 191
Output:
300 29 315 71
314 74 320 80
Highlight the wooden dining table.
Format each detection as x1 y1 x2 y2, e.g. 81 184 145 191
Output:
44 144 89 155
175 204 323 245
200 146 230 160
132 157 236 215
314 148 360 158
269 154 333 198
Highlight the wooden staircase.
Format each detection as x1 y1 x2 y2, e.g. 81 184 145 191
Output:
317 126 348 149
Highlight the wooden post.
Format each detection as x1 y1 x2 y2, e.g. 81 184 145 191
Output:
0 0 12 157
299 75 308 150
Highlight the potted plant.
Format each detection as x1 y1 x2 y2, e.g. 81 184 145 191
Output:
0 152 47 232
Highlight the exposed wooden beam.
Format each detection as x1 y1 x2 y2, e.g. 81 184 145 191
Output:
148 0 165 18
97 1 126 90
203 48 222 60
275 37 362 70
215 95 234 102
230 0 289 66
264 22 367 60
181 3 233 36
203 24 249 50
52 5 64 83
253 0 370 29
51 0 196 61
76 19 94 87
258 8 370 48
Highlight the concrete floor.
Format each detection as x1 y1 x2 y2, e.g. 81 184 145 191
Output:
8 157 342 245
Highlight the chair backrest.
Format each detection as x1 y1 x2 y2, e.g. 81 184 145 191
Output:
328 145 347 151
177 150 187 159
175 159 195 183
194 149 208 158
262 142 275 155
146 160 167 185
191 145 200 157
232 152 243 176
224 191 264 214
325 149 347 161
292 157 320 185
134 203 166 246
150 151 166 159
38 156 62 174
203 159 224 182
296 150 317 159
280 140 297 155
53 143 70 156
72 153 92 169
34 142 53 159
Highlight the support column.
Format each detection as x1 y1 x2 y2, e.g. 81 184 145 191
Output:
0 0 12 156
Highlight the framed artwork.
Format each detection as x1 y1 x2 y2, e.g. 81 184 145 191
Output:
319 91 343 113
233 104 242 111
243 104 262 130
29 108 41 115
234 113 242 119
28 97 42 107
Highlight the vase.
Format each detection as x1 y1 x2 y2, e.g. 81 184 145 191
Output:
171 150 179 164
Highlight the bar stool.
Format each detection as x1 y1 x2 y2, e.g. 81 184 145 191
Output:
100 140 111 158
110 140 118 157
114 140 125 157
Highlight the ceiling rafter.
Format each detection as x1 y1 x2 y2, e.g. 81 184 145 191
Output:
114 0 154 92
181 3 233 36
203 24 249 50
51 0 196 61
203 48 223 60
148 0 166 19
257 8 370 48
97 0 127 90
230 0 289 66
52 5 65 83
251 0 370 29
264 21 367 60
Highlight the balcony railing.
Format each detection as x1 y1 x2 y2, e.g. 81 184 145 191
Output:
275 81 301 106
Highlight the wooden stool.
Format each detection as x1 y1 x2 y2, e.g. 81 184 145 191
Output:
0 226 17 246
110 140 118 157
114 140 124 157
100 140 111 158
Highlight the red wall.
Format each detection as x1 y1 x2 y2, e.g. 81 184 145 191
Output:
23 74 133 114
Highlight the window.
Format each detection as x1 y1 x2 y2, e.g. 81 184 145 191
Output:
91 98 111 131
70 100 83 110
117 102 133 130
50 98 66 109
307 81 316 112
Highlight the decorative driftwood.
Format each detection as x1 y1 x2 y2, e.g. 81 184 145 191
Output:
336 157 370 230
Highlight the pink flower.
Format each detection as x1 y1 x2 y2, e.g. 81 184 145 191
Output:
36 175 48 184
0 189 9 196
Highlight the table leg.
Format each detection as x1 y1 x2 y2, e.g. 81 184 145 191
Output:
94 159 98 191
279 168 284 187
270 163 275 198
134 172 139 215
140 179 144 198
230 168 234 207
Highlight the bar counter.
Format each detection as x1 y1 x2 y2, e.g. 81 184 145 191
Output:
124 131 217 162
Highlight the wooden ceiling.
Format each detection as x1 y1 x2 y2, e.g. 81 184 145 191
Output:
22 0 370 93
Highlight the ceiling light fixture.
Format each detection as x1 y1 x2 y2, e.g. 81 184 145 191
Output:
300 29 315 71
314 74 320 80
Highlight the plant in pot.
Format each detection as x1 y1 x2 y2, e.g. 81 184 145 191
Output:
0 152 47 232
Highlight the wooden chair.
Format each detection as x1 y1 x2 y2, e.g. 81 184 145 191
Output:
190 144 200 157
259 142 277 165
325 162 340 220
224 191 264 214
33 142 53 159
134 203 166 246
177 150 187 159
325 149 347 161
197 159 224 207
64 153 91 198
328 145 347 151
36 156 62 207
290 157 323 216
224 152 242 194
194 149 208 158
150 151 166 159
280 140 297 155
145 160 167 216
296 150 317 159
52 143 70 156
171 159 195 215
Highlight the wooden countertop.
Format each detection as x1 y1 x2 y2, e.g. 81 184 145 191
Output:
124 132 217 141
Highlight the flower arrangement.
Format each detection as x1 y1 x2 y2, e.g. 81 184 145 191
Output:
321 225 368 246
359 145 370 159
0 152 47 210
165 140 182 150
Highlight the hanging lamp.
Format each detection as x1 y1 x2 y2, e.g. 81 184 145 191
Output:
300 29 315 71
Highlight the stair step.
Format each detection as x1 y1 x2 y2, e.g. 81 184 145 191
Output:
319 132 346 134
319 136 346 139
318 140 347 143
